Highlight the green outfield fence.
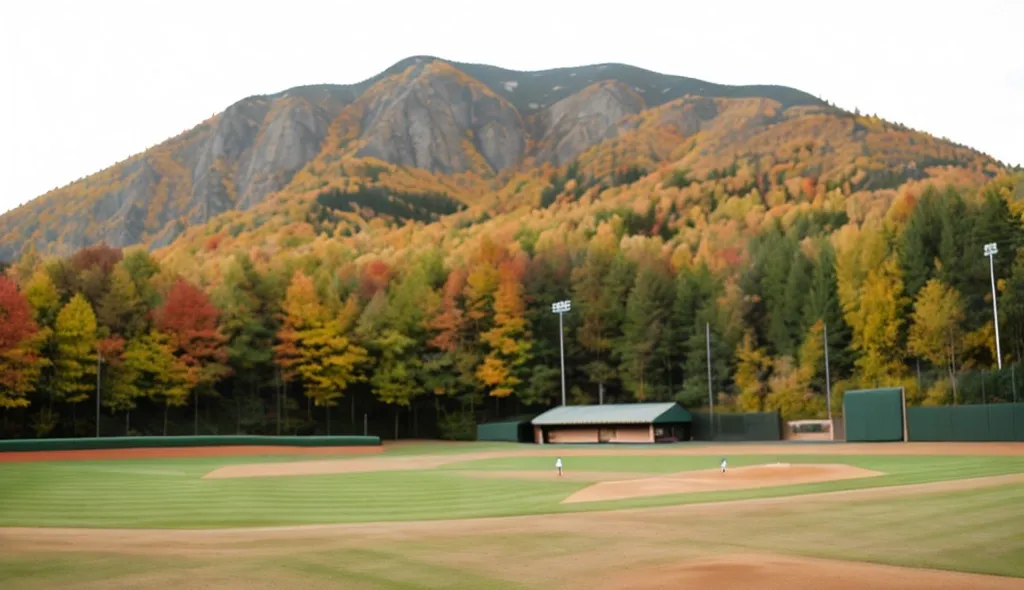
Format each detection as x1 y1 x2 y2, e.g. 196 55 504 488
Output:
690 411 783 441
844 388 907 442
844 386 1024 442
476 416 535 442
0 435 381 452
906 403 1024 442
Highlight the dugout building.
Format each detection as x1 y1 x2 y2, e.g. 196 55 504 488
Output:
531 402 692 444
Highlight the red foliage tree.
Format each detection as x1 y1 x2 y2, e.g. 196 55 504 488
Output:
359 259 392 299
0 276 44 409
428 268 468 352
0 277 37 352
69 243 123 274
155 278 230 390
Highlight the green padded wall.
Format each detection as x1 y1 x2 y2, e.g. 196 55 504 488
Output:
987 405 1015 441
690 411 782 441
745 412 783 440
844 388 905 442
906 406 954 441
0 435 380 452
476 421 524 442
951 405 990 441
905 403 1023 442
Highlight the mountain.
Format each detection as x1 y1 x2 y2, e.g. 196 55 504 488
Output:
0 56 1008 263
3 55 1022 440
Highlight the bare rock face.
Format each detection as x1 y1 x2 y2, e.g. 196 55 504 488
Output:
235 97 334 209
356 62 525 174
190 97 270 222
531 81 646 164
645 96 721 137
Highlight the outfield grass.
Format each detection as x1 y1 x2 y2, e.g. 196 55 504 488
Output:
1 450 1023 528
2 482 1023 588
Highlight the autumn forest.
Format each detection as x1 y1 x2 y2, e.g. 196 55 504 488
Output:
1 58 1023 440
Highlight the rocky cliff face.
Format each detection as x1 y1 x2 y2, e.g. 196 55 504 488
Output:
354 62 526 175
531 81 646 164
6 55 972 262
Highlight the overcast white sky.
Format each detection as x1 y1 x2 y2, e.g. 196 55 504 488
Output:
1 0 1021 215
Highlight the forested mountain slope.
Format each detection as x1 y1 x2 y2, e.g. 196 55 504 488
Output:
2 55 999 261
0 56 1020 439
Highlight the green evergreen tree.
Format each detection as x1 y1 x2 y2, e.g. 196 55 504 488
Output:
897 187 943 299
617 262 674 401
782 249 813 349
803 242 853 378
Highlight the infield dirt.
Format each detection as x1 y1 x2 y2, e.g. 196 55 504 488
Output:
562 463 883 503
199 442 1024 479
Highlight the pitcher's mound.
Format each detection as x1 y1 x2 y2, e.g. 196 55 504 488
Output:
563 463 883 504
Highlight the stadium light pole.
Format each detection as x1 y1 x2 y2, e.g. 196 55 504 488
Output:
96 351 103 438
706 322 713 438
551 300 571 406
984 242 1002 369
823 321 833 438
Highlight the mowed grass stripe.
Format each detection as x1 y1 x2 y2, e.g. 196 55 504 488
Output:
1 453 1023 528
0 469 580 527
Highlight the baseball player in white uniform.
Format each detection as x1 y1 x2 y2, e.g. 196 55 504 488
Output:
555 457 563 476
720 457 727 473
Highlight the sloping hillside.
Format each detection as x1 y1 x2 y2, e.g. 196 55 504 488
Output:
0 56 903 261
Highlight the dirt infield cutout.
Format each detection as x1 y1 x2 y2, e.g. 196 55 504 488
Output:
199 441 1024 480
563 463 884 503
0 445 382 463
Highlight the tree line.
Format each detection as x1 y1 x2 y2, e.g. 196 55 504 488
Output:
1 181 1022 440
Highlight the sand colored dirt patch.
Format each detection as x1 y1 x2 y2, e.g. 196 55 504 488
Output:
200 441 1022 479
0 445 382 464
563 463 883 503
459 470 654 482
596 553 1024 590
201 453 458 479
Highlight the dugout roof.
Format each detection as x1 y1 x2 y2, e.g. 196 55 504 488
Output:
531 402 692 426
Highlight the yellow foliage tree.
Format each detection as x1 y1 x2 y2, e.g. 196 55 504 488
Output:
477 259 531 398
276 272 368 411
734 330 770 411
907 279 964 403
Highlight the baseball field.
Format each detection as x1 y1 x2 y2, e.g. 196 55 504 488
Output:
1 440 1023 589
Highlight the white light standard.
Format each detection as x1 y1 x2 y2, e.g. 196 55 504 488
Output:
823 322 833 439
96 351 103 438
551 300 571 406
984 242 1002 369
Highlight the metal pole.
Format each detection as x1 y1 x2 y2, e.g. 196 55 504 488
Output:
986 244 1002 369
706 322 714 438
558 311 567 406
95 353 102 438
1013 365 1018 403
363 413 367 436
916 358 922 395
823 322 833 438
